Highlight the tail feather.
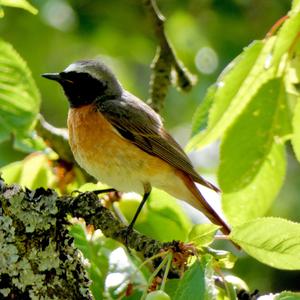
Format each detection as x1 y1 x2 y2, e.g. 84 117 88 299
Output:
177 171 230 235
193 174 221 193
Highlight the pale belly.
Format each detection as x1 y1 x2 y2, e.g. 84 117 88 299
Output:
67 105 184 195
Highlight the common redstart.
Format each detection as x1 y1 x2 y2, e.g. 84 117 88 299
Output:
42 60 230 235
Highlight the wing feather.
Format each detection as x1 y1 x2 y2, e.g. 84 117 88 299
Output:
96 95 219 192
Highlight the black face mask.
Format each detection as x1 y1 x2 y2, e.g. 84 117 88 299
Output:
59 71 107 108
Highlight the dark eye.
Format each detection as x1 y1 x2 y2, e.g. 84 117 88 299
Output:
59 72 76 84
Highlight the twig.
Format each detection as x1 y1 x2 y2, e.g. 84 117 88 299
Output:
35 114 73 163
35 114 95 182
143 0 196 112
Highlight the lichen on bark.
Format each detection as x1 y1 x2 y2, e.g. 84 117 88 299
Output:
0 179 92 300
0 178 182 299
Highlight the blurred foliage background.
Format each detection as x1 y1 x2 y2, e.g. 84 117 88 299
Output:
0 0 299 295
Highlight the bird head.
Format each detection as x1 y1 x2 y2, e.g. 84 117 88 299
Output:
42 60 123 108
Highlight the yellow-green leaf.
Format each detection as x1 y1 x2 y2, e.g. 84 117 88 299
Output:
230 217 300 270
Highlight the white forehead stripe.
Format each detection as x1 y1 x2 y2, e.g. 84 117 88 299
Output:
63 62 101 81
64 63 83 73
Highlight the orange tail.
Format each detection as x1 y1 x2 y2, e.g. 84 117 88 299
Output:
177 171 230 235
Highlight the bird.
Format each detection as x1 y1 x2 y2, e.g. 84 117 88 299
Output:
42 59 230 236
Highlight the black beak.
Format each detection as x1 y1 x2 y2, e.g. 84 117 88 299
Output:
41 73 61 81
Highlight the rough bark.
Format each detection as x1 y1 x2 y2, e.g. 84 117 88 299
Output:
0 178 179 299
144 0 196 112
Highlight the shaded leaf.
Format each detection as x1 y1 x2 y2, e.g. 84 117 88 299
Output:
69 223 109 300
173 256 215 300
230 218 300 270
164 279 180 299
173 260 205 300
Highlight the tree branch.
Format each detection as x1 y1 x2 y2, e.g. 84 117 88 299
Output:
144 0 196 112
0 178 182 298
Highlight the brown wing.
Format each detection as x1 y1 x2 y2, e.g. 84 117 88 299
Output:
96 95 219 192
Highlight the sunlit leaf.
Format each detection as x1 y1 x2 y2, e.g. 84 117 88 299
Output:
275 291 300 300
207 248 237 269
222 143 286 225
292 99 300 162
191 85 217 136
219 78 290 193
272 9 300 64
188 39 276 150
0 5 4 17
0 39 40 151
292 0 300 11
230 218 300 270
225 275 248 292
188 224 220 248
1 153 55 189
0 0 37 15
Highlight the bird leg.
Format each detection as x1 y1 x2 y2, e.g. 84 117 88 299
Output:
125 184 152 248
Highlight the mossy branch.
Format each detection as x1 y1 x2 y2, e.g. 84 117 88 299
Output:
0 178 182 298
144 0 196 112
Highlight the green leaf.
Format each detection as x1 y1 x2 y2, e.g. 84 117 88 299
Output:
292 99 300 162
191 85 217 136
188 224 220 248
173 257 215 300
222 143 286 225
118 188 192 241
207 248 237 269
230 217 300 270
224 275 248 292
187 39 277 150
164 279 180 299
272 10 300 64
292 0 300 11
173 260 205 300
224 282 238 300
0 0 38 15
0 160 22 183
69 223 109 300
0 39 40 151
218 78 290 193
275 291 300 300
1 153 56 189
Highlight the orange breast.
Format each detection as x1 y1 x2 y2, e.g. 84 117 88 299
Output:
67 104 176 193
